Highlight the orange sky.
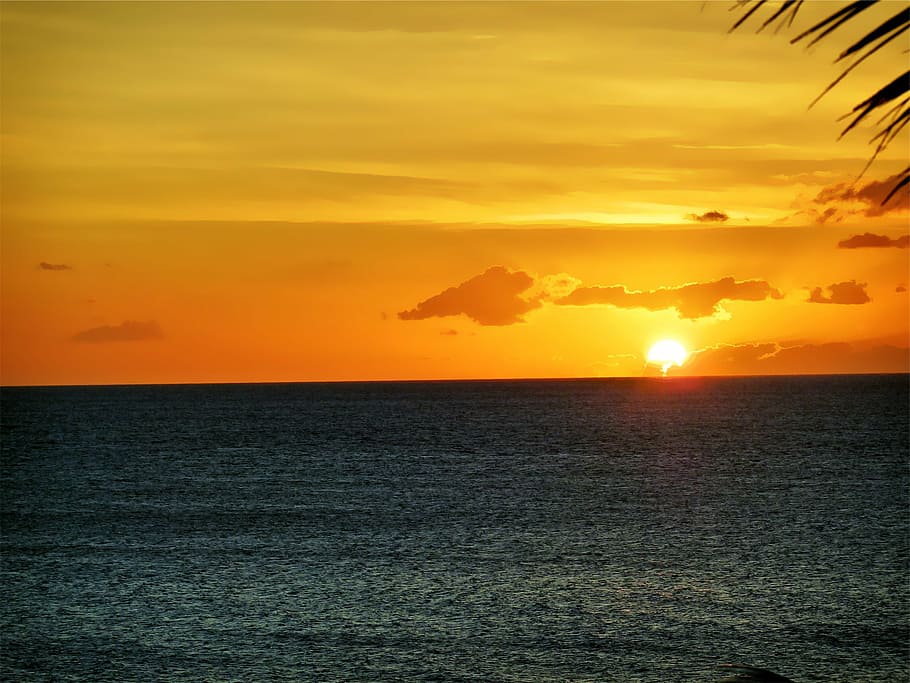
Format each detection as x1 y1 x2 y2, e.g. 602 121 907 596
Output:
2 1 908 385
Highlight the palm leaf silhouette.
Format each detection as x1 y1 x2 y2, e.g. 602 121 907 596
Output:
731 0 909 205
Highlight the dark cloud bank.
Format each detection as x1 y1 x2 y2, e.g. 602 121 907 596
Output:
687 341 909 375
556 277 782 319
837 233 909 249
399 268 785 325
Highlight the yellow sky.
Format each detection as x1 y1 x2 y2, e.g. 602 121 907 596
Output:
2 1 908 385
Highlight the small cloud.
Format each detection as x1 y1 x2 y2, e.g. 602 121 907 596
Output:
556 276 782 320
807 280 870 305
72 320 163 343
399 266 539 326
837 233 909 249
38 262 72 271
687 210 729 223
440 329 459 336
896 285 907 293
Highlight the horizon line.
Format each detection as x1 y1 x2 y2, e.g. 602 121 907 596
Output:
2 371 907 390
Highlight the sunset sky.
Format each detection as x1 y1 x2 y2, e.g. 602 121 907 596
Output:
2 1 908 386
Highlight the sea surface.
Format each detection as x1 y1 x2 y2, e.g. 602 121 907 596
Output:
2 375 908 682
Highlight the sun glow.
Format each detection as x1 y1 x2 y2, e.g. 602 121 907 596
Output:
647 340 688 376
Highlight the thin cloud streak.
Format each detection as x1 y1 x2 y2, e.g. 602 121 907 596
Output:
72 320 163 343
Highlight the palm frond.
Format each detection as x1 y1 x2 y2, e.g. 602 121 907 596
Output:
808 26 906 109
730 0 910 204
758 0 803 33
875 95 909 127
729 0 768 32
835 6 910 62
882 166 910 205
789 0 878 47
837 70 910 139
856 107 909 180
871 107 909 146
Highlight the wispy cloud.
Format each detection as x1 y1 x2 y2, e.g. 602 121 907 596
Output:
556 276 782 320
673 143 794 151
38 262 72 271
72 320 163 343
807 281 870 305
837 233 909 249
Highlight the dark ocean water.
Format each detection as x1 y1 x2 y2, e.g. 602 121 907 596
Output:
2 375 907 682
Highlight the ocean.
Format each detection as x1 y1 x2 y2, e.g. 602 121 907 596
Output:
2 375 907 682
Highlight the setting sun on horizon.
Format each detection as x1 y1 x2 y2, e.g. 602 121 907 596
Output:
646 340 688 376
1 1 908 386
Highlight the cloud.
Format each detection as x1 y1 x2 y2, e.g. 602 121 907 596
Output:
556 276 783 319
685 341 909 376
687 210 729 223
897 285 907 293
72 320 163 343
527 272 583 302
837 233 909 249
398 266 540 325
801 173 910 224
689 342 780 369
10 163 572 212
440 329 459 336
807 281 870 305
591 353 639 372
38 262 72 271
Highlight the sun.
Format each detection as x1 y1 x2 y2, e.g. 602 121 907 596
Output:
646 339 688 376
